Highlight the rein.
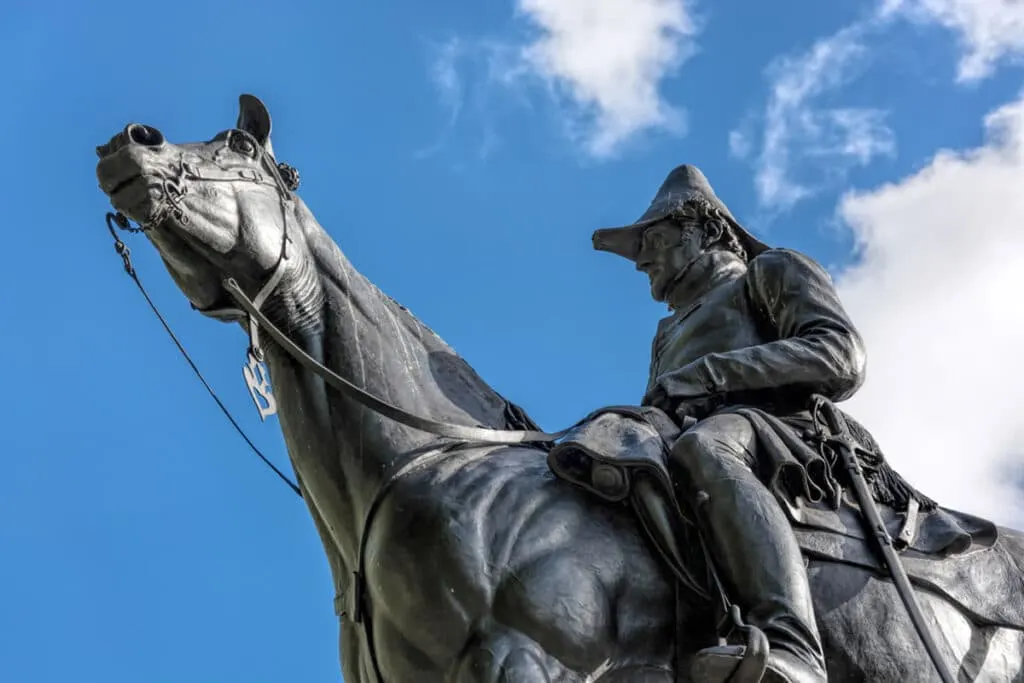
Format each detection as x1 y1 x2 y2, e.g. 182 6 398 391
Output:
220 277 572 444
105 212 303 497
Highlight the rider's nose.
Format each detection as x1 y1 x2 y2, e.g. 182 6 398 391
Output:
96 123 165 158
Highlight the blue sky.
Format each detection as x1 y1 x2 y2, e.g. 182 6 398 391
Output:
3 0 1024 680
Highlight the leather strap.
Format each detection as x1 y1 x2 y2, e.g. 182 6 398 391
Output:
223 277 577 445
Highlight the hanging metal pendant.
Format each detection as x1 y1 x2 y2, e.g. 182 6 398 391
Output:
243 349 277 421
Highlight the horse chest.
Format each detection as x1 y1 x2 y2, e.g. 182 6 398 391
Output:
358 484 492 671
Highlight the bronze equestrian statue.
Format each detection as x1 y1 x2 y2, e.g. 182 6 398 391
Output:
95 94 1024 682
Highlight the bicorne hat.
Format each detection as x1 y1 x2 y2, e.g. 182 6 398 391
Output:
592 165 769 261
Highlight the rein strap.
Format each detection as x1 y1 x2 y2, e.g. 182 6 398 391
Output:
222 277 572 445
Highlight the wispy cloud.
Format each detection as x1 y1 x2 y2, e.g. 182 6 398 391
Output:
416 38 465 159
734 0 1024 213
730 19 896 211
836 92 1024 525
891 0 1024 82
431 39 464 124
512 0 698 157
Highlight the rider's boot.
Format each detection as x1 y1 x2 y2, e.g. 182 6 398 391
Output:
671 435 828 683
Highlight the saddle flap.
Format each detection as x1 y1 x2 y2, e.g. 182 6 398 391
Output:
795 522 1024 631
547 407 678 503
792 500 996 557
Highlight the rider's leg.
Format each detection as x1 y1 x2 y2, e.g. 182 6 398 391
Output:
671 413 827 683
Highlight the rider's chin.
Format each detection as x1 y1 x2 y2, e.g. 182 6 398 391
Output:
651 276 669 302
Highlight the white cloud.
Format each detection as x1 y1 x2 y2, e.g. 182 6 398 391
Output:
893 0 1024 82
739 21 897 210
513 0 698 157
836 93 1024 525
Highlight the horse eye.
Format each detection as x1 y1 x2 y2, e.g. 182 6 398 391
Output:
229 131 257 157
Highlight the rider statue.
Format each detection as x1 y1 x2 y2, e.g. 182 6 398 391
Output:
589 165 927 683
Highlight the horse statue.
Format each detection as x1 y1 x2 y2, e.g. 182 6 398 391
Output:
95 94 1024 682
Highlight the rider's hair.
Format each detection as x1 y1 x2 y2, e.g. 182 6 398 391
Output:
671 199 747 262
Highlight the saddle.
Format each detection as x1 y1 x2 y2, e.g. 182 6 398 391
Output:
547 408 1024 632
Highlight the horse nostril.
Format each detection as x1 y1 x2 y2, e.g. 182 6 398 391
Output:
126 123 165 148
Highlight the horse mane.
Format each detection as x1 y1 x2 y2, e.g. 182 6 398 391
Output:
377 288 545 434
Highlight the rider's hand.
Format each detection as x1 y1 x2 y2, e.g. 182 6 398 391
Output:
644 384 702 424
673 401 702 423
642 384 671 411
667 393 716 423
644 378 721 426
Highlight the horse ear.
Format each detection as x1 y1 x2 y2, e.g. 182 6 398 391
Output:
237 94 274 154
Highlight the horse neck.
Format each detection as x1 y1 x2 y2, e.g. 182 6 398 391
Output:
260 203 516 566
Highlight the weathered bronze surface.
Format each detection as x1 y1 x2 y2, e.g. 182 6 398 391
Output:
96 95 1024 682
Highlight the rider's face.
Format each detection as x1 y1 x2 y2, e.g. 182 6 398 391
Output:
635 218 704 302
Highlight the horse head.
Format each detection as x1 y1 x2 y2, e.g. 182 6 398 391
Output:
95 94 311 323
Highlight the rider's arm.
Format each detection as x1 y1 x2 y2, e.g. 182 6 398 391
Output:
651 248 866 406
